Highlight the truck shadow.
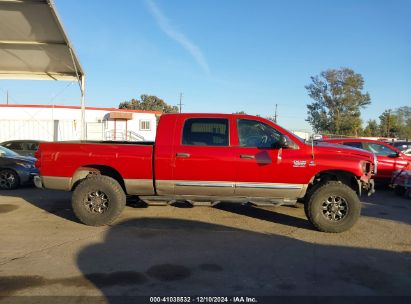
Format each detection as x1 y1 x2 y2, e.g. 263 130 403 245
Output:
214 203 313 230
73 218 410 298
2 188 316 230
2 187 411 227
1 187 77 223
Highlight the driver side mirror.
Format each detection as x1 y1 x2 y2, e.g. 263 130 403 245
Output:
272 135 289 149
388 152 400 158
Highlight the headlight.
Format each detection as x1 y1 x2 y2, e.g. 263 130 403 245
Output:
16 162 35 169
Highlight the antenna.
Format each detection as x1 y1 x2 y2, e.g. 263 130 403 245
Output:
274 104 278 123
178 92 184 113
311 134 315 162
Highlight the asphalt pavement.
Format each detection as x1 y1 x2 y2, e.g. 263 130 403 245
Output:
0 187 410 303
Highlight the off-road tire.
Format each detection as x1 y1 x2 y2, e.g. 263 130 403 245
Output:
72 175 126 226
306 181 361 233
0 169 20 190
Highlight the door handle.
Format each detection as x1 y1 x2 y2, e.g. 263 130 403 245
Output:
176 152 191 158
240 154 255 159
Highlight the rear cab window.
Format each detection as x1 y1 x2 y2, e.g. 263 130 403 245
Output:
182 118 229 146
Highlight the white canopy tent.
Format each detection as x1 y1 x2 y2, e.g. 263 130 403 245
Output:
0 0 86 139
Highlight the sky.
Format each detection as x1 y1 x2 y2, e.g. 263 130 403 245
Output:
1 0 410 131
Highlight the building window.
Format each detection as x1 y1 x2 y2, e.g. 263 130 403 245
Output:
140 120 151 131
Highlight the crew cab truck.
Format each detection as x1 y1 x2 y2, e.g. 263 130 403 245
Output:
34 114 375 233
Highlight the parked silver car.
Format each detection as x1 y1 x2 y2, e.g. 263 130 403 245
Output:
0 140 43 157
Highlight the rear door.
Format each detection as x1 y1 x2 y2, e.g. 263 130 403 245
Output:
165 117 236 196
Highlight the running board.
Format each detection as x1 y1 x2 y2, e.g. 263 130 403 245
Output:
138 195 297 207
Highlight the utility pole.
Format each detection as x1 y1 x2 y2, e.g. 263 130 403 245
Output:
178 92 184 113
6 90 9 105
274 104 278 123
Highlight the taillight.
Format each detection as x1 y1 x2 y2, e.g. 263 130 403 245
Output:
34 149 40 159
35 149 41 168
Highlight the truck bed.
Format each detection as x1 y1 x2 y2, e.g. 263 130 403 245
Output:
37 141 155 194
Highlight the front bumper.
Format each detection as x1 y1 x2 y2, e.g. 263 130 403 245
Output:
367 179 375 196
358 176 375 196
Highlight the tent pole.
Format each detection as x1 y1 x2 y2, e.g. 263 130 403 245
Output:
80 75 86 140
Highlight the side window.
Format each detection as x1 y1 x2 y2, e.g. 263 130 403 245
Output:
6 142 22 150
237 119 282 148
343 142 363 149
24 142 39 151
366 143 397 156
182 118 229 146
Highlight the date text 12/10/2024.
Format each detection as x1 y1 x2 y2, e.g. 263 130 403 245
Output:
149 297 258 303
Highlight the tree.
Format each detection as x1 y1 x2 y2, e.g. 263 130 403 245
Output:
362 119 379 137
395 106 411 139
119 95 179 113
379 109 400 138
305 68 371 135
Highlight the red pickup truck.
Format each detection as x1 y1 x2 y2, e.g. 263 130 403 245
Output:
35 113 375 233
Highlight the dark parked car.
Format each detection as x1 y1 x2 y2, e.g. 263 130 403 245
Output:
390 141 411 152
0 146 38 190
0 140 43 157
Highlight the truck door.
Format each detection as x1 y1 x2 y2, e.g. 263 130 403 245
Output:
233 118 306 199
167 117 236 196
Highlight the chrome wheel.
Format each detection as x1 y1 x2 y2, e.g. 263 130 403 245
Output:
321 195 348 222
0 170 17 189
84 190 109 214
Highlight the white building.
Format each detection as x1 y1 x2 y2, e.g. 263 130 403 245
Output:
0 104 159 142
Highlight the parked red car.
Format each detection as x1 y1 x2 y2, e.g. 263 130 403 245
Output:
324 138 411 183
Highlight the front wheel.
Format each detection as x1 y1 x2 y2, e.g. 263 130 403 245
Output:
305 181 361 233
0 169 19 190
72 175 126 226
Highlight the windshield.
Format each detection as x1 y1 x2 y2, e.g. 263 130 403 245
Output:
0 146 20 157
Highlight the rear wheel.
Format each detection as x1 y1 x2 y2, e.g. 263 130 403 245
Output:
0 169 19 190
306 181 361 233
72 175 126 226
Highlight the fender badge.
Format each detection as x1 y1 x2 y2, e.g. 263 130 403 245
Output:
293 160 307 168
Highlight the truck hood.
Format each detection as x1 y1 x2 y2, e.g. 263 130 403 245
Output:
314 141 373 161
